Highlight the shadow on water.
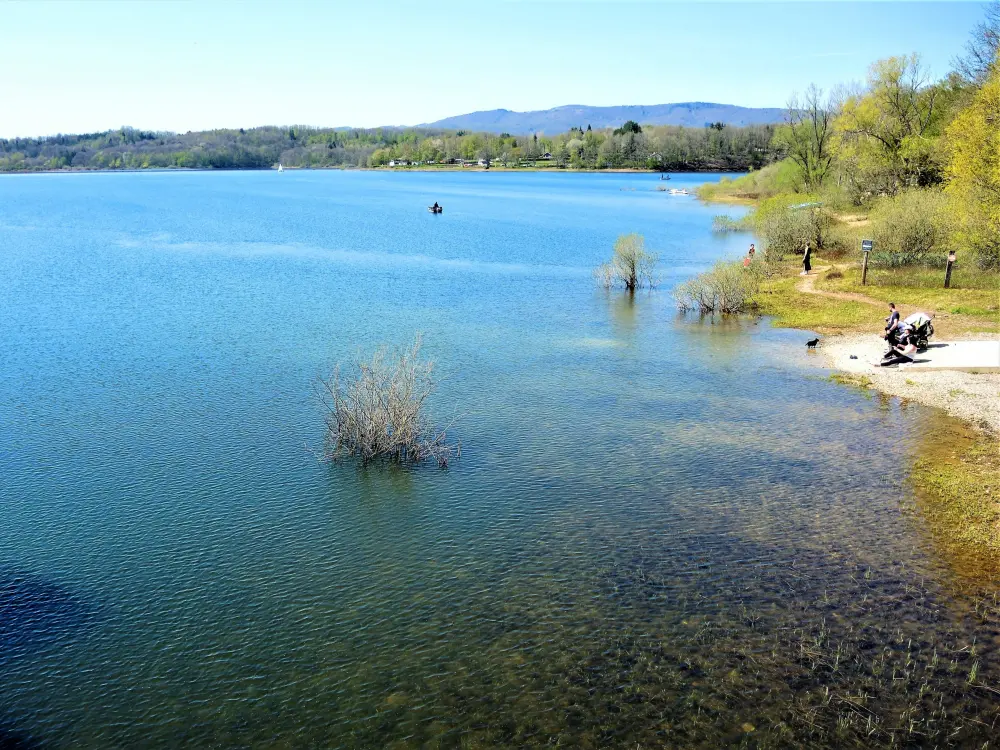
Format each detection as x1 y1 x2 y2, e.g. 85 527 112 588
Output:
0 568 92 665
0 722 43 750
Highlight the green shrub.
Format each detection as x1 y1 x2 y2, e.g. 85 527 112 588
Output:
594 233 659 291
868 190 951 268
698 159 803 201
752 196 832 259
675 260 765 314
712 214 752 232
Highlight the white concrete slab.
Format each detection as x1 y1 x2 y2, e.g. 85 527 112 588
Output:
903 341 1000 373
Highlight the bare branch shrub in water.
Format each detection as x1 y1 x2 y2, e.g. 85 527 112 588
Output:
712 214 752 233
318 336 458 468
675 260 765 314
594 233 659 291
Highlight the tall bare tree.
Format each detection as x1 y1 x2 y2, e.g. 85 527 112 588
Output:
773 84 835 190
954 0 1000 85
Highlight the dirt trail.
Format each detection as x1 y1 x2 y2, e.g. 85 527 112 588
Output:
796 267 884 306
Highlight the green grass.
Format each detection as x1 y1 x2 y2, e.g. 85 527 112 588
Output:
824 264 1000 291
912 437 1000 553
697 159 802 202
814 264 1000 336
828 373 875 393
756 275 875 332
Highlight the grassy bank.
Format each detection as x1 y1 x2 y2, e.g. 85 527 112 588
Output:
754 258 1000 336
913 433 1000 557
747 256 1000 559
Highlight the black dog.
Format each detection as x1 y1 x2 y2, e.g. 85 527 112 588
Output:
806 338 820 348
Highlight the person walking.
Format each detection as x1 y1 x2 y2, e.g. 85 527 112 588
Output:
801 242 812 275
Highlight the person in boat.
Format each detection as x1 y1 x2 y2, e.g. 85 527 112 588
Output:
432 202 439 209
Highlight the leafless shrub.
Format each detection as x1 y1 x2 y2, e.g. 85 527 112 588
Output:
675 260 763 314
318 336 458 468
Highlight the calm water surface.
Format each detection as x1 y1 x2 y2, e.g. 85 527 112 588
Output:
1 171 998 748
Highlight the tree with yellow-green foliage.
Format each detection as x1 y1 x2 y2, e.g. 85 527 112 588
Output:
834 55 946 201
944 58 1000 269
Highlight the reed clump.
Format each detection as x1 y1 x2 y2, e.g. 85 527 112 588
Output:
318 336 458 467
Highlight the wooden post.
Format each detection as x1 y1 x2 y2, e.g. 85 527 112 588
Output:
944 251 956 288
861 239 873 286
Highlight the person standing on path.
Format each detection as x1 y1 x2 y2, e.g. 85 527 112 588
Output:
801 242 812 275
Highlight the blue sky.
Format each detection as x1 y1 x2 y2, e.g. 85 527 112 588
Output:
0 1 986 137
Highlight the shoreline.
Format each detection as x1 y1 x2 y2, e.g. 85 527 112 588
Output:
0 165 746 177
815 333 1000 435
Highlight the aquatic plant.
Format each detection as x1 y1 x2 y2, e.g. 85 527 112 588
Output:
593 233 659 292
318 336 458 468
674 260 763 314
711 214 752 232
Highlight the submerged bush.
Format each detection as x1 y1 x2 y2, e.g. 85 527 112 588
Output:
869 190 950 268
594 233 659 291
675 260 764 314
712 214 752 233
318 336 458 468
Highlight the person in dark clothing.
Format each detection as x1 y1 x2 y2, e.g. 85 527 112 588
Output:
801 243 812 275
885 302 900 334
880 335 917 366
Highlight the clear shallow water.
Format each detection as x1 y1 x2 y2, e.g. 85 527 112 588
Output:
1 170 998 748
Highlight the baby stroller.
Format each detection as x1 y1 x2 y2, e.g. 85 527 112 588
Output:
882 312 933 364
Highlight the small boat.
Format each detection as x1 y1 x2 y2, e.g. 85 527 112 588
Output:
659 174 670 180
277 163 283 172
668 188 689 196
428 204 443 213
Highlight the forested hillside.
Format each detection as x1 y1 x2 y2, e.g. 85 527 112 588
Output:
420 102 785 133
0 121 778 173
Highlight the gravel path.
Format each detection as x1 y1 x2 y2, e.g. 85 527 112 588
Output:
819 334 1000 434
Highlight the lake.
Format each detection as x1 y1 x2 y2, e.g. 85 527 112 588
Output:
1 170 998 748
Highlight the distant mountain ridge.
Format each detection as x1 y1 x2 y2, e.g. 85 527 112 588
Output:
419 102 785 134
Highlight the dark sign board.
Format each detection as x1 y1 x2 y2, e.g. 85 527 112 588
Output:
861 239 874 252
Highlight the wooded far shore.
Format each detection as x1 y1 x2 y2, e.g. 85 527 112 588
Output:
0 121 777 174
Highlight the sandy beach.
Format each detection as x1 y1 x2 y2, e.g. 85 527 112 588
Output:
818 333 1000 434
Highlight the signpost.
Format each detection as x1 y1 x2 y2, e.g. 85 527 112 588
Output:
945 250 957 288
861 239 873 286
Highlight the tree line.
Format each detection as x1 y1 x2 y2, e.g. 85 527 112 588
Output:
0 121 779 173
704 1 1000 270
